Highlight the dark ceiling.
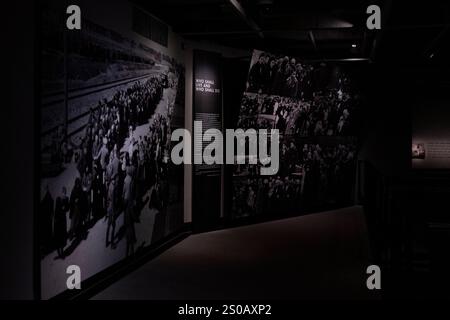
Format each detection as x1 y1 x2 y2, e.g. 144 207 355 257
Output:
132 0 450 65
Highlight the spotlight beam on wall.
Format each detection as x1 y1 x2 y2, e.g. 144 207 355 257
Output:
228 0 264 38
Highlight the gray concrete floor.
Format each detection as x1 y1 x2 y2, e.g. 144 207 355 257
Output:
94 206 379 299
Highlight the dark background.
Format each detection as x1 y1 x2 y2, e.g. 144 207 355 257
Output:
2 0 450 299
3 1 36 299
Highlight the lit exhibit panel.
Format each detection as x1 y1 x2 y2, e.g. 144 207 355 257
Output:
39 1 184 299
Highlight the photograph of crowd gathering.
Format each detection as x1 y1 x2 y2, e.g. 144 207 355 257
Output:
232 139 357 218
246 50 360 100
238 91 361 136
39 9 184 298
233 50 361 219
41 75 173 256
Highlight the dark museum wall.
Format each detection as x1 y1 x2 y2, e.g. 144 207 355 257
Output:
359 65 413 178
2 2 35 300
357 60 450 296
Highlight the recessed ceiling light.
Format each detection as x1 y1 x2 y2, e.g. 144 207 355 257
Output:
352 44 357 48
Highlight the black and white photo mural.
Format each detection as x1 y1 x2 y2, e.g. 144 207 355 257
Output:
232 50 362 219
39 0 184 298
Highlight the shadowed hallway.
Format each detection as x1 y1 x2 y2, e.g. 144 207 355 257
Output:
94 206 379 300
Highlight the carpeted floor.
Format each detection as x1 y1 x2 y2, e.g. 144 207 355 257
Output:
93 206 380 299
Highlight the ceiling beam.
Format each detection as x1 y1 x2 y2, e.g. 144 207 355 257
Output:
423 25 450 59
179 26 361 36
308 30 318 52
228 0 264 38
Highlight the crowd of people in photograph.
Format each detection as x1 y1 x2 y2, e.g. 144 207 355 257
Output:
232 140 357 218
237 89 359 136
299 142 357 208
233 51 360 219
291 89 359 136
40 74 173 258
236 116 258 130
247 52 315 99
232 175 303 218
